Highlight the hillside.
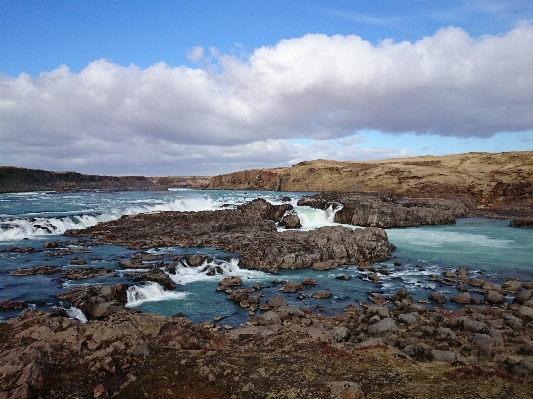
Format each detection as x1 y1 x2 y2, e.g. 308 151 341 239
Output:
0 166 210 193
207 151 533 210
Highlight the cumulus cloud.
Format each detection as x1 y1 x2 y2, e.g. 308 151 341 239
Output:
1 25 532 175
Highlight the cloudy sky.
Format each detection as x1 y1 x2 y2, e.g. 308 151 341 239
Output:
1 0 532 176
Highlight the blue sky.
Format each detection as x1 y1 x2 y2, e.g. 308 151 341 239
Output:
1 0 532 175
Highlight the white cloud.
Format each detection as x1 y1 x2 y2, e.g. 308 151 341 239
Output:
1 25 532 175
187 46 205 62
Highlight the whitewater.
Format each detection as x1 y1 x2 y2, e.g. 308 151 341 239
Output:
1 189 531 325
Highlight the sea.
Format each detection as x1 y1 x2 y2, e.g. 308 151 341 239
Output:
1 189 532 326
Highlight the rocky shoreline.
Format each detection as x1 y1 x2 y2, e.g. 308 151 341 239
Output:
2 193 533 398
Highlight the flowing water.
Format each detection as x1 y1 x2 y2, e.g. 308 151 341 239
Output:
1 189 531 325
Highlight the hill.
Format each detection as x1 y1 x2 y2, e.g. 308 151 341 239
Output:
0 166 210 193
207 151 533 211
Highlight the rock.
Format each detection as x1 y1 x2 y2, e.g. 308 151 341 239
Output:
329 381 365 399
516 305 533 321
434 327 457 342
451 292 471 304
391 289 413 303
502 280 521 293
394 260 402 266
330 327 351 343
366 305 390 319
268 295 287 308
184 254 208 267
403 344 432 361
257 311 282 326
275 306 304 321
237 198 293 222
228 289 249 302
279 213 301 229
220 276 242 287
397 313 418 327
336 275 351 281
471 333 500 360
368 318 398 335
368 273 380 282
56 284 128 319
428 291 446 303
70 257 87 265
509 218 533 228
44 241 59 248
302 277 316 285
10 266 61 276
484 290 505 305
281 281 304 293
431 350 457 364
93 384 107 398
513 290 533 304
312 291 332 299
65 267 116 280
0 300 26 310
133 269 176 290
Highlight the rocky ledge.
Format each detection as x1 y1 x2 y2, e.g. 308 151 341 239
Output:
298 192 470 228
65 207 395 274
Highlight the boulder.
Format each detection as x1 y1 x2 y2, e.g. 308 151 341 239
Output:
312 291 332 299
275 306 304 321
279 213 301 229
329 381 365 399
513 290 533 304
428 291 446 303
516 305 533 321
219 276 242 287
268 295 287 309
450 292 471 304
257 311 282 326
281 281 305 293
368 318 398 335
133 269 176 290
391 289 413 303
484 290 505 305
302 277 316 285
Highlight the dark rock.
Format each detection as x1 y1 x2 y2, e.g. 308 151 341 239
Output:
133 269 176 290
509 218 533 228
70 257 87 265
280 281 304 293
302 277 316 285
0 300 26 311
484 290 505 305
65 267 116 280
237 198 293 222
312 291 332 299
335 275 351 281
10 266 61 276
220 276 242 287
268 295 287 308
394 260 402 266
56 284 129 319
451 292 471 304
391 289 413 303
279 213 301 229
428 291 446 303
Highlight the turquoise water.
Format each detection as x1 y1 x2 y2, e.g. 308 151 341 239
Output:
1 190 531 324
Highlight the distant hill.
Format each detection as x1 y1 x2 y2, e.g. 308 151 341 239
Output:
207 151 533 210
0 166 210 193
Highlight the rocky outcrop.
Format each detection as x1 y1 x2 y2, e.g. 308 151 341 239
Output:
56 284 129 319
65 210 395 273
298 192 462 228
237 198 292 222
510 218 533 228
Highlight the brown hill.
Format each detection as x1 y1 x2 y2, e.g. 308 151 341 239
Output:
207 151 533 211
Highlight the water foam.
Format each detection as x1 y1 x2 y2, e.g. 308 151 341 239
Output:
170 258 269 285
293 204 343 231
126 282 189 307
65 306 88 323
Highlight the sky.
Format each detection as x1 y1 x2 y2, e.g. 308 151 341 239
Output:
1 0 532 176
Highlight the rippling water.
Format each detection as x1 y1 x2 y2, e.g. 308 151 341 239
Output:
1 189 531 325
